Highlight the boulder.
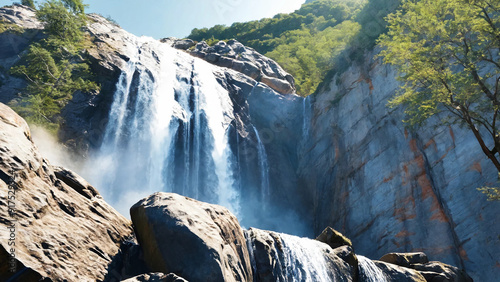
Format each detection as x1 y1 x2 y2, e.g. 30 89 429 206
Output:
160 37 196 50
130 192 253 282
374 261 427 282
380 252 429 268
186 40 296 94
0 103 134 281
332 245 358 279
316 226 352 249
412 262 473 282
379 252 472 281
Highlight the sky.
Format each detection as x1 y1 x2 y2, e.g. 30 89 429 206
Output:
83 0 306 39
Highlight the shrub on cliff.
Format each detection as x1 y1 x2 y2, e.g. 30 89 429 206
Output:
10 0 98 132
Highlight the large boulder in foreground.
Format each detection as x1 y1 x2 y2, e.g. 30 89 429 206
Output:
130 192 253 282
0 103 134 281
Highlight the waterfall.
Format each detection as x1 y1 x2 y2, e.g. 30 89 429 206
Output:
302 96 311 139
88 37 239 216
358 255 388 282
252 125 270 201
276 233 331 281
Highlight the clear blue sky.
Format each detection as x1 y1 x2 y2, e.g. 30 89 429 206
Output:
84 0 306 39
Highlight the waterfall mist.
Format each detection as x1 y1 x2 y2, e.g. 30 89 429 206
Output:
30 125 83 172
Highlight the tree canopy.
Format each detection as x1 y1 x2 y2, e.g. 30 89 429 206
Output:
378 0 500 172
10 0 98 131
188 0 367 95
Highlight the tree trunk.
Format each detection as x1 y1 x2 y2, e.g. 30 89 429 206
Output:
466 118 500 173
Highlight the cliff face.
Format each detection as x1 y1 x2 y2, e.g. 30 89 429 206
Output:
299 49 500 281
0 103 135 281
1 4 499 282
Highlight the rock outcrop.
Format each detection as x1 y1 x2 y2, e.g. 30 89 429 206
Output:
380 252 473 282
130 192 254 282
188 40 295 94
316 226 353 249
0 102 134 281
0 5 44 104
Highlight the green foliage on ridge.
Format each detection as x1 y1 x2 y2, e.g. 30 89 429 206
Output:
188 0 402 96
9 0 98 132
189 0 365 95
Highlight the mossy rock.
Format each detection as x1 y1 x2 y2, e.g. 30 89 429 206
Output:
316 226 352 249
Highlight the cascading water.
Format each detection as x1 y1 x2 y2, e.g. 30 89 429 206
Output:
276 233 332 281
302 96 311 139
88 37 239 216
252 125 270 201
246 229 352 282
358 256 388 282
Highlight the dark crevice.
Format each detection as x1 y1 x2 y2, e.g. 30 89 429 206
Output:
414 132 466 271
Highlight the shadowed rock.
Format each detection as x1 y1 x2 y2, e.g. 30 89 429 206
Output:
130 192 253 282
316 226 353 249
0 103 133 281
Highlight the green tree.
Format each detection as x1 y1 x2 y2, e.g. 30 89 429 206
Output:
10 0 98 131
378 0 500 172
21 0 36 9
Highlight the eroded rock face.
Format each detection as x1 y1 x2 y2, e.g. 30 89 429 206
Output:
130 192 253 282
0 103 134 281
373 261 427 282
300 47 500 281
0 5 44 105
379 252 473 282
188 40 295 94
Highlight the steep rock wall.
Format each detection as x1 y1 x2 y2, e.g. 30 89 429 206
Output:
300 49 500 281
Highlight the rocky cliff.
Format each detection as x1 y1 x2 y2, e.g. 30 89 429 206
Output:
0 4 497 282
299 48 500 281
0 103 135 281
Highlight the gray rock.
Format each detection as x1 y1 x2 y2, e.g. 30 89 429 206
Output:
412 262 473 282
186 40 295 94
380 252 429 268
299 46 500 281
160 37 195 50
0 5 44 104
130 192 253 282
0 103 134 281
373 261 427 281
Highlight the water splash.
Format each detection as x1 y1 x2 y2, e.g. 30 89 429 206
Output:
358 255 388 282
276 233 332 281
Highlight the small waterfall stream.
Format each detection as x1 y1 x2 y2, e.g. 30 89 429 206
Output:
358 255 388 282
276 233 332 281
252 125 270 201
